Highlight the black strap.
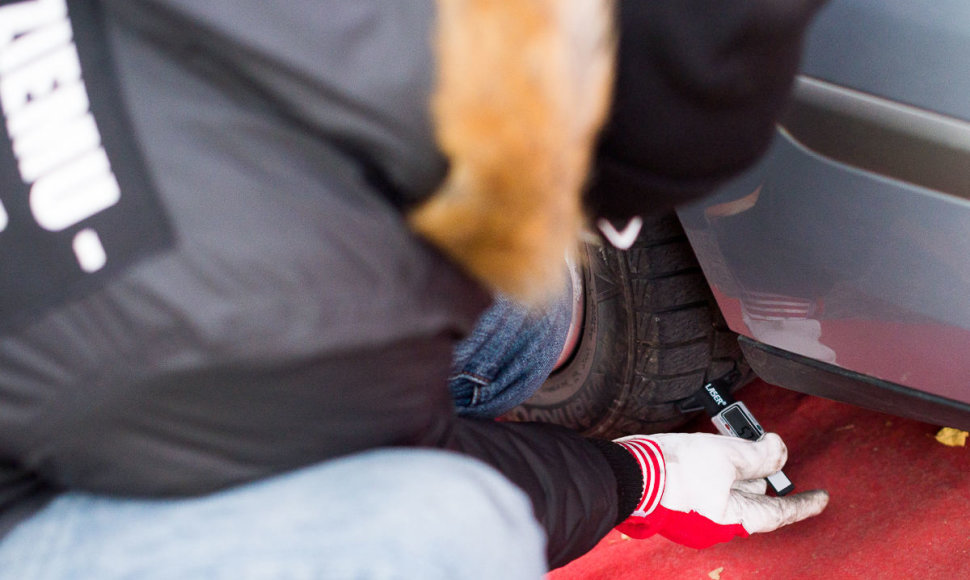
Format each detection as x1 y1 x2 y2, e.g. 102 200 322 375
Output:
0 0 173 333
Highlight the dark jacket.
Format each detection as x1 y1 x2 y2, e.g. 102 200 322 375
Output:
0 0 823 569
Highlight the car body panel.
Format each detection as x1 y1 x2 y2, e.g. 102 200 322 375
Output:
800 0 970 121
677 0 970 408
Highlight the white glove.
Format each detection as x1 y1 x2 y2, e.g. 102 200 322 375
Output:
614 432 829 548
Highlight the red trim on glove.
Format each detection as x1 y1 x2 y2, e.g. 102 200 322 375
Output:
616 507 749 548
656 507 750 548
615 506 670 539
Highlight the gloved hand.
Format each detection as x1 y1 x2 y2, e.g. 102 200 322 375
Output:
614 432 829 548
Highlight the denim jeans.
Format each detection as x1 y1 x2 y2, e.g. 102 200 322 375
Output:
449 289 572 419
0 292 569 579
0 450 547 579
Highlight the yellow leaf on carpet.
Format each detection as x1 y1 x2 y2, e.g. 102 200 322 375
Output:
708 566 725 580
935 427 969 447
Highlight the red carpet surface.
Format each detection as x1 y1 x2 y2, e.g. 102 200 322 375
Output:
550 379 970 579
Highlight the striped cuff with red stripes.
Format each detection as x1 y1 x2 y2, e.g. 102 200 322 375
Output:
614 436 666 518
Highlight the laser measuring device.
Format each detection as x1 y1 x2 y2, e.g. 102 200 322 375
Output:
695 372 795 496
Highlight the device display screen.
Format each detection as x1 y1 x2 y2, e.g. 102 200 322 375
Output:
723 406 762 441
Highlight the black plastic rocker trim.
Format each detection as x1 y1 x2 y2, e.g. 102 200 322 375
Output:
739 336 970 431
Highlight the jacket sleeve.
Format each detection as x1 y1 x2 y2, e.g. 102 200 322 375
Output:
585 0 829 221
428 418 643 569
